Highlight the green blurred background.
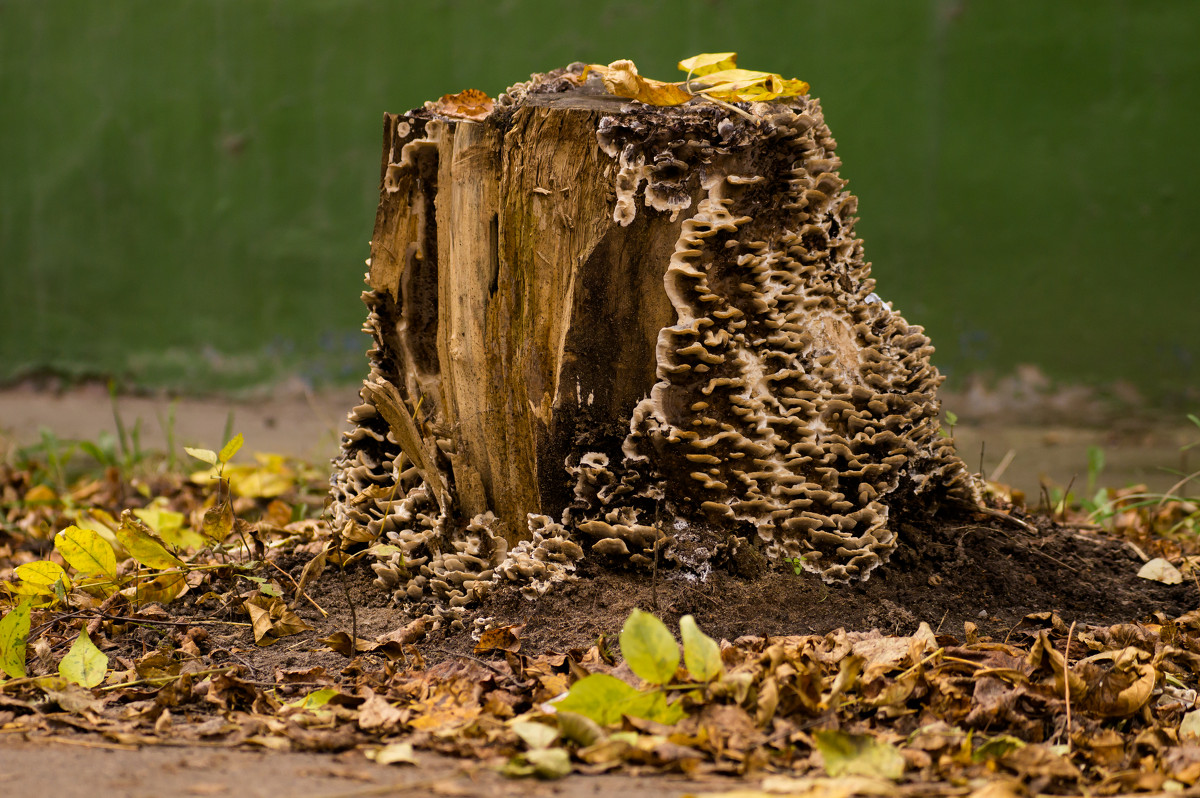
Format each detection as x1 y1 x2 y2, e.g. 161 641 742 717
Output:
2 0 1197 403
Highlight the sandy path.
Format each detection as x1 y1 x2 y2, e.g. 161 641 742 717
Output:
0 385 1195 497
0 738 729 798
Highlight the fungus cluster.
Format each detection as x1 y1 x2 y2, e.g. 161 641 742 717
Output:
330 67 977 626
567 93 976 582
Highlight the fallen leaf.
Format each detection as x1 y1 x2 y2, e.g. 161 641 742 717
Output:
585 60 693 107
0 601 32 678
120 570 188 605
814 730 905 780
357 688 406 734
54 525 117 578
58 629 108 688
1138 557 1183 584
512 719 559 750
370 741 416 766
117 510 184 569
474 624 522 655
677 52 737 77
244 595 314 646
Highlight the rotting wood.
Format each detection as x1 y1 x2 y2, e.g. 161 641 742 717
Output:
330 64 978 630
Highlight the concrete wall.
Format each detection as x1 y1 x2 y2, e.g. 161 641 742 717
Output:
1 0 1197 401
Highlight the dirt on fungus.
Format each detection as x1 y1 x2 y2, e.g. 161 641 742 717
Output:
179 508 1199 681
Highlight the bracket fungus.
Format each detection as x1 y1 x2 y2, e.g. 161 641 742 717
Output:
330 62 977 626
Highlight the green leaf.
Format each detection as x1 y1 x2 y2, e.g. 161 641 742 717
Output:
680 614 723 682
814 730 906 780
619 608 680 685
555 673 684 727
525 748 571 779
512 720 559 750
55 525 117 578
14 560 71 594
58 629 108 688
287 687 339 710
555 673 643 726
184 446 219 467
219 433 244 464
972 734 1026 763
622 689 686 725
116 511 184 570
0 601 33 678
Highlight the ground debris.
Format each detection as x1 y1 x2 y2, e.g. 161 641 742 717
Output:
3 448 1200 794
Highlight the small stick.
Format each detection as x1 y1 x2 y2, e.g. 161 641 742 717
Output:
1063 620 1076 749
949 498 1038 534
266 559 328 617
990 449 1017 483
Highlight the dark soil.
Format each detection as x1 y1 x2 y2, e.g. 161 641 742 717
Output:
181 508 1199 678
460 512 1197 656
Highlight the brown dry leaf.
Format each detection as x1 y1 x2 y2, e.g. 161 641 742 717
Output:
1077 647 1157 716
427 88 494 121
409 679 484 733
998 743 1080 781
292 545 327 608
244 595 313 646
474 623 523 655
320 631 380 657
585 60 693 106
356 687 407 734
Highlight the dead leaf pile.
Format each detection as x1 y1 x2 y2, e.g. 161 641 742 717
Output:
579 53 810 110
4 437 1200 794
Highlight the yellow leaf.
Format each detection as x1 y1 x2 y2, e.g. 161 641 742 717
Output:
586 60 693 106
219 433 244 464
0 601 32 678
779 77 811 97
116 510 184 570
72 509 121 551
691 69 786 102
15 560 71 594
135 501 204 550
678 52 738 77
55 525 118 578
58 629 108 688
120 570 187 605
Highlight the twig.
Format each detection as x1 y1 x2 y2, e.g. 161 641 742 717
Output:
100 665 237 691
310 781 446 798
948 498 1038 535
1064 620 1077 750
37 735 139 752
990 449 1017 483
266 559 328 617
106 612 249 628
651 500 663 612
336 525 358 658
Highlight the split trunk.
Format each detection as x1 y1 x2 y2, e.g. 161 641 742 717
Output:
331 67 975 594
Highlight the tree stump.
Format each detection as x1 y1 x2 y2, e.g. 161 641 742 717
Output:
330 65 976 627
